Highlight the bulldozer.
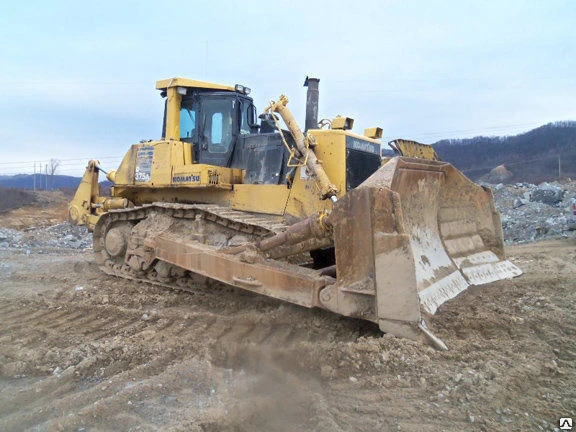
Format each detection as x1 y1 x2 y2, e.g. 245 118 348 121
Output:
68 76 521 349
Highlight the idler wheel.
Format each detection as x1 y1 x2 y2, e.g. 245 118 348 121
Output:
104 225 131 257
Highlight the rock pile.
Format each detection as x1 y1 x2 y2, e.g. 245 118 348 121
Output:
489 180 575 244
0 223 91 252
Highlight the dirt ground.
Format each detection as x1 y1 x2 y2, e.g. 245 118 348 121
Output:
0 201 575 431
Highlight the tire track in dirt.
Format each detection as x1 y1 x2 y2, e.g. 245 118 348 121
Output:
0 253 447 431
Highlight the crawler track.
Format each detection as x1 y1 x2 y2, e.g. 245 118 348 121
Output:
93 203 291 291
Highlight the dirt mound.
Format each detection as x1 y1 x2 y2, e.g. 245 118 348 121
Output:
480 164 513 183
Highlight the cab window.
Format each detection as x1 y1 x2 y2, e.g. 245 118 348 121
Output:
180 101 197 140
202 98 234 154
240 100 251 135
211 112 223 144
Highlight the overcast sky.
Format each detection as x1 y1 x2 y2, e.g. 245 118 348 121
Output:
0 0 574 176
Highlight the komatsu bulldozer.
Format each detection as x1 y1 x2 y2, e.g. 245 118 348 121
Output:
68 77 521 349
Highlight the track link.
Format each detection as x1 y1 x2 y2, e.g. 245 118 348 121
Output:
93 203 290 291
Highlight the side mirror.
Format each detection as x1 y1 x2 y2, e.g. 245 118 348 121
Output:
248 103 260 133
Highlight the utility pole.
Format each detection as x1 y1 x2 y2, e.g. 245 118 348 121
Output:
45 164 48 190
558 154 562 180
33 162 36 192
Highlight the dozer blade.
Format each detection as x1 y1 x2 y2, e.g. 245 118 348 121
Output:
320 157 521 347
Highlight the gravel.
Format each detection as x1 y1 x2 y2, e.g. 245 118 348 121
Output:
0 180 574 252
0 223 92 252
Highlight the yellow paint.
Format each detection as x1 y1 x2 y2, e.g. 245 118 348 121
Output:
113 186 233 207
152 142 172 185
183 142 192 165
113 145 137 185
165 87 182 141
156 77 235 92
310 130 348 197
283 129 382 219
364 127 383 139
111 140 242 190
284 130 344 218
232 184 290 215
67 160 101 226
330 116 354 130
70 78 387 229
389 139 439 161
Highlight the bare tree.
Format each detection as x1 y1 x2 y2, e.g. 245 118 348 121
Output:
49 158 60 190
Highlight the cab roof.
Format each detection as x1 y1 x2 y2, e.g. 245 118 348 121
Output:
155 77 235 92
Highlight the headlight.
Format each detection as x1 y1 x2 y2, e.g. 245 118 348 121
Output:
235 84 250 95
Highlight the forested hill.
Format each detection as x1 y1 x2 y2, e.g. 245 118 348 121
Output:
433 121 576 183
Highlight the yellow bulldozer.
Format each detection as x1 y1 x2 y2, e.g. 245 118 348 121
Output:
68 77 521 349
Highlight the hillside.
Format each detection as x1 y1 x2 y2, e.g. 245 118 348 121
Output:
0 174 81 190
0 175 113 192
433 121 576 183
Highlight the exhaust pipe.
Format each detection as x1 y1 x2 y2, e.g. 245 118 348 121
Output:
303 76 320 132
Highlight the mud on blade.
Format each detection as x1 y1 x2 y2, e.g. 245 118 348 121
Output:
324 157 522 346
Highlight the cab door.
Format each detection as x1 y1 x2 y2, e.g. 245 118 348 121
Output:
197 95 238 167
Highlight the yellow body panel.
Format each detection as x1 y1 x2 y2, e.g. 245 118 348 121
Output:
113 186 233 206
284 129 381 219
151 143 173 185
230 128 375 219
109 139 243 206
231 184 290 215
284 169 332 219
172 164 241 188
98 127 383 219
113 141 240 187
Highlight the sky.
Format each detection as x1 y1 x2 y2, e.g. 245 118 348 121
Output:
0 0 574 176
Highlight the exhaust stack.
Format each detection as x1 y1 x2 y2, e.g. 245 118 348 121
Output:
304 76 320 132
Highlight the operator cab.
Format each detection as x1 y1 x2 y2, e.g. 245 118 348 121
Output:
157 78 257 167
157 77 294 186
175 90 256 166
